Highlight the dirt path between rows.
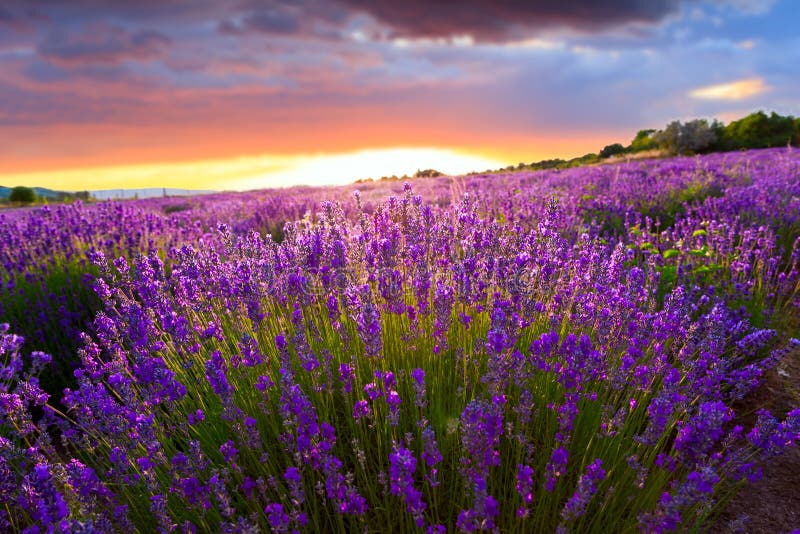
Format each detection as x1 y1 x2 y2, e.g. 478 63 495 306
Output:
713 346 800 533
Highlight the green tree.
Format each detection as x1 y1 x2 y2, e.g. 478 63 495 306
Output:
414 169 444 178
653 120 717 155
8 186 37 203
599 143 626 158
630 129 657 152
718 111 798 149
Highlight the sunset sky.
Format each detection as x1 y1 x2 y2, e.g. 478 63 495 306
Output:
1 0 798 191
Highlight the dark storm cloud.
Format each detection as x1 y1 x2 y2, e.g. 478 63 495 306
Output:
0 7 16 25
0 5 47 33
335 0 685 40
0 0 778 43
38 25 171 64
218 7 302 36
0 0 220 23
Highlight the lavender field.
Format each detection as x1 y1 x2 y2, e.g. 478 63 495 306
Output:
1 148 799 532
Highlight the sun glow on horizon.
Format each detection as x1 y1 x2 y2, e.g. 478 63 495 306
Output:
1 147 509 192
233 148 508 191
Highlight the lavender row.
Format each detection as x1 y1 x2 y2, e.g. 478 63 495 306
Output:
1 148 799 532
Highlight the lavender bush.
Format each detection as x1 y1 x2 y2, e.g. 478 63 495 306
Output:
1 148 799 532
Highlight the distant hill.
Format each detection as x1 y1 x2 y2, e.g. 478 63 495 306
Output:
0 186 215 201
34 187 76 199
0 185 78 200
90 188 215 200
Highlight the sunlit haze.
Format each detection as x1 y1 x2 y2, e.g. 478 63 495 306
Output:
2 148 507 192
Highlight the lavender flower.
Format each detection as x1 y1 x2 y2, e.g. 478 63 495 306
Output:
353 400 370 420
389 444 427 527
560 459 606 523
515 464 535 516
545 447 569 492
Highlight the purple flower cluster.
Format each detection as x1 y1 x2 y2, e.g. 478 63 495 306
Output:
458 398 505 530
389 443 427 527
278 369 366 516
515 464 535 517
560 458 606 524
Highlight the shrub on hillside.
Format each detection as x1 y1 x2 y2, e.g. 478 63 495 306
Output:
8 186 37 203
599 143 626 158
653 120 718 155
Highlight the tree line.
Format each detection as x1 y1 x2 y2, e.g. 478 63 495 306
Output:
1 186 92 205
624 110 800 156
476 110 800 175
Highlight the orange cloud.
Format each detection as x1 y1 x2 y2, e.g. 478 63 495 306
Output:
688 77 768 101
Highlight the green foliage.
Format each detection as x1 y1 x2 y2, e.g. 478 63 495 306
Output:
653 120 718 155
414 169 444 178
473 153 600 175
1 186 91 203
9 186 37 203
638 180 725 228
0 259 101 397
716 111 800 150
575 152 600 165
635 111 799 157
599 143 626 158
630 129 657 152
471 110 799 177
162 202 194 214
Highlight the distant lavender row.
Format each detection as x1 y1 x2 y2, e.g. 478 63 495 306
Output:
1 148 799 532
156 147 800 240
3 148 798 271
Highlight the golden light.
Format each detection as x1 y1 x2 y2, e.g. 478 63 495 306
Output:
233 148 507 190
688 77 768 101
3 148 508 192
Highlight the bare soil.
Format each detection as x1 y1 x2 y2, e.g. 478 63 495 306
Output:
712 346 800 533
